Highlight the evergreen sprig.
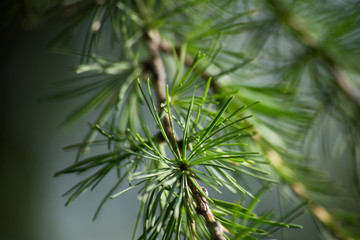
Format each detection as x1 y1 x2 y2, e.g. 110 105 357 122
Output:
57 76 298 239
46 0 360 239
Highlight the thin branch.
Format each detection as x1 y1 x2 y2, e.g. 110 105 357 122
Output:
322 54 360 107
146 29 226 240
268 0 360 108
188 178 226 240
146 29 179 152
264 3 360 237
157 21 354 240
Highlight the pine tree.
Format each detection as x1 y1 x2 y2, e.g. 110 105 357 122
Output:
4 0 359 239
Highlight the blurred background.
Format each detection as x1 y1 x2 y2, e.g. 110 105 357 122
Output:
1 1 360 240
0 14 142 239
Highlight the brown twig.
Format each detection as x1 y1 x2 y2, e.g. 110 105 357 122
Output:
146 29 226 240
188 179 226 240
146 30 176 147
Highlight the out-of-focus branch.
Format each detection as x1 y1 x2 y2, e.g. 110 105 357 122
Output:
264 3 359 237
268 0 360 108
322 55 360 107
158 39 220 93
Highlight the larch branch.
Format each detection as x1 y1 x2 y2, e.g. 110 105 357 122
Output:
157 20 353 240
146 29 226 240
268 0 360 108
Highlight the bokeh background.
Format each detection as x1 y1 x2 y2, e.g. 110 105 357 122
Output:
0 17 141 240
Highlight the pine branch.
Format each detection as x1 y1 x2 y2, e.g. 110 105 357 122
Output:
146 29 226 240
155 9 356 239
262 1 359 238
268 0 360 108
158 1 360 110
52 1 335 238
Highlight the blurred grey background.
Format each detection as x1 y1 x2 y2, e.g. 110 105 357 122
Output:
0 19 139 240
0 12 321 240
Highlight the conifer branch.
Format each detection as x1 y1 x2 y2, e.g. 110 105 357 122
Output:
155 15 355 240
322 55 360 108
48 1 360 239
158 1 360 109
146 29 226 240
267 2 360 236
268 0 360 108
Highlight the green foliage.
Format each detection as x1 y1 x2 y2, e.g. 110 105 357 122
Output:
38 0 360 239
